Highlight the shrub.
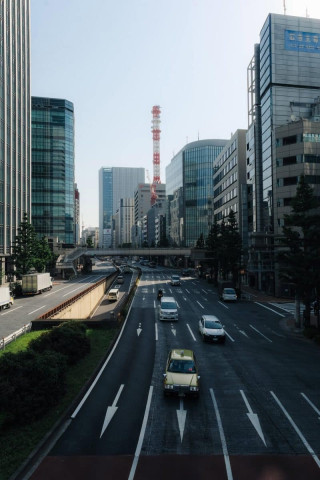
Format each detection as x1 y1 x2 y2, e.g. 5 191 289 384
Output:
29 321 90 365
0 349 67 424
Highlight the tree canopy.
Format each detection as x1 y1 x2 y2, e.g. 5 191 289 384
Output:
277 176 320 326
11 213 54 276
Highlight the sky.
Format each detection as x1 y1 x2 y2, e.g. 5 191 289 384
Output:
30 0 320 229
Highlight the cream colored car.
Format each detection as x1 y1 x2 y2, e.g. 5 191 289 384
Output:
163 349 200 397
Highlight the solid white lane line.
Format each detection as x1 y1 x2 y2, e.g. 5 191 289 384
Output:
301 392 320 417
196 301 204 309
250 325 272 342
155 323 158 341
71 299 135 418
28 305 46 315
255 302 286 317
271 391 320 469
210 388 234 480
128 386 153 480
186 323 197 341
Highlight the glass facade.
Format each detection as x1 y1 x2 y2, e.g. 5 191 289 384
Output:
0 0 31 256
99 167 145 247
31 97 75 245
166 140 227 247
259 14 320 232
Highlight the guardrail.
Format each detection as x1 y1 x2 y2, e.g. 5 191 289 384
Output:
0 323 32 350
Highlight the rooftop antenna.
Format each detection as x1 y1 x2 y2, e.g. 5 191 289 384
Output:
283 0 286 15
306 8 310 18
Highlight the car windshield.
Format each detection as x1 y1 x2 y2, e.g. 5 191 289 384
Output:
168 360 196 373
205 320 222 329
162 302 176 309
225 288 236 294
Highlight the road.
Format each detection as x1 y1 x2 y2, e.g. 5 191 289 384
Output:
24 267 320 479
0 265 116 340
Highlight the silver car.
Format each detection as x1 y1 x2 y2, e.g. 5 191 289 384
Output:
199 315 226 343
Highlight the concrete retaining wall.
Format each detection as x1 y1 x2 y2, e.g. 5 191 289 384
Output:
51 280 107 320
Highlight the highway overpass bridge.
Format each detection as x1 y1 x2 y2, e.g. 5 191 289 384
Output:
56 247 208 276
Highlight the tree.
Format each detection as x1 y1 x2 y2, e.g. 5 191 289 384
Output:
33 236 54 273
223 210 243 284
277 176 320 327
11 214 40 275
196 233 205 248
11 213 54 276
86 237 94 248
206 222 221 285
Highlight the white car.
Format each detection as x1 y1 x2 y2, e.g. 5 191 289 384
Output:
199 315 226 343
170 275 181 286
221 287 237 301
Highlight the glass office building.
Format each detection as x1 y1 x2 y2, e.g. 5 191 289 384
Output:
166 140 227 247
247 13 320 294
0 1 31 276
31 97 75 245
248 13 320 235
99 167 145 247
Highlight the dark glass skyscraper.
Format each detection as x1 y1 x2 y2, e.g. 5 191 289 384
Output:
31 97 75 245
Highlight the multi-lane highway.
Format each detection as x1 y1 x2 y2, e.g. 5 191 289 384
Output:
0 264 116 340
24 266 320 479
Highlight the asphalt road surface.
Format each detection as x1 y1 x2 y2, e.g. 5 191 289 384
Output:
25 269 320 480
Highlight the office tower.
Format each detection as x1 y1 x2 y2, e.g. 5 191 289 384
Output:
31 97 75 246
166 139 227 247
99 167 145 247
213 130 247 247
0 1 31 279
247 13 320 294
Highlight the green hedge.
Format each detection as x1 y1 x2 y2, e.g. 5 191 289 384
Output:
29 321 90 365
0 349 67 424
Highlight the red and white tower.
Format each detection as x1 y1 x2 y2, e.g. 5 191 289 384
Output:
151 105 161 205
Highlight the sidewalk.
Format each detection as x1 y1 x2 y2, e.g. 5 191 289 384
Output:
240 285 290 304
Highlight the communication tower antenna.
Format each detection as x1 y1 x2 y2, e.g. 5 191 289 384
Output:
151 105 161 206
283 0 286 15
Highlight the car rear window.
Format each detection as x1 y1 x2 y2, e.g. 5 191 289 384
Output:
224 288 236 294
168 360 196 373
205 320 222 329
162 302 176 309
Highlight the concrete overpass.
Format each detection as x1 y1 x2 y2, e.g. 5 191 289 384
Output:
56 247 203 276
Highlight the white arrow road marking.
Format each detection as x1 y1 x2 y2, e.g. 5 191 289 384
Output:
171 324 177 336
210 388 233 480
100 384 124 438
240 390 266 446
137 323 142 336
301 392 320 420
176 398 187 442
186 323 197 341
249 325 272 342
271 391 320 469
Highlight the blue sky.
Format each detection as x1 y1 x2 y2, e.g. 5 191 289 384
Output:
30 0 320 228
